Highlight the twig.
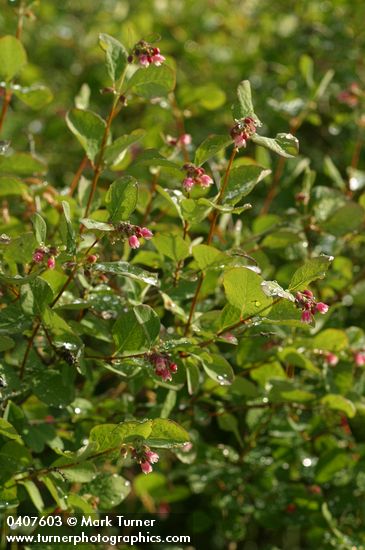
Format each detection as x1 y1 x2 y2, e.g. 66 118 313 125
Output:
184 147 237 335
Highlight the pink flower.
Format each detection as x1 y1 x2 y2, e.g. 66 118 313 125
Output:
155 364 172 381
316 302 329 314
234 134 246 148
145 450 159 464
139 54 150 67
301 310 312 324
169 362 178 373
199 174 213 187
183 177 194 191
182 442 193 453
178 134 192 146
151 53 165 66
47 256 56 270
325 352 338 366
355 352 365 367
302 289 314 299
140 227 153 239
155 356 167 369
33 250 44 263
128 235 140 249
87 254 98 263
221 332 237 344
140 461 153 474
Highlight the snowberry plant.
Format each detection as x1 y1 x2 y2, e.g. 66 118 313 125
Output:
1 4 365 547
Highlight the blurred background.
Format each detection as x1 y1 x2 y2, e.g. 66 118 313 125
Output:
1 1 365 549
1 0 364 188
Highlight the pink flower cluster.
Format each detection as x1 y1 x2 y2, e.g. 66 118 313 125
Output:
295 289 329 324
182 163 213 191
167 133 192 148
338 82 362 108
324 350 365 367
128 40 165 68
32 246 57 270
230 116 257 148
355 351 365 367
324 352 339 366
148 352 178 382
130 445 160 475
116 222 153 250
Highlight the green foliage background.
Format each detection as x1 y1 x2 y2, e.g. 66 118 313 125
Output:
1 0 365 549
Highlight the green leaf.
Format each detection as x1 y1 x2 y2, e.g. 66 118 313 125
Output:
217 412 243 446
313 69 335 101
268 380 316 402
0 35 27 81
192 244 230 270
186 361 200 395
127 64 176 98
105 176 138 221
112 305 160 354
0 418 22 443
262 231 301 249
261 280 295 302
60 201 76 253
299 54 314 88
66 108 106 162
251 133 299 158
194 134 232 166
80 218 114 231
153 233 189 262
104 129 146 167
225 165 271 205
180 198 210 223
223 267 272 318
266 300 309 328
20 480 44 512
0 152 47 175
134 149 182 175
315 449 352 483
0 176 27 196
200 353 234 386
33 369 75 407
31 213 47 244
321 394 356 418
232 80 261 124
147 419 190 448
3 232 36 263
230 377 259 398
321 202 364 236
89 421 153 452
20 277 53 316
288 255 333 291
312 329 349 352
51 459 97 482
278 347 320 373
82 473 130 510
98 33 128 84
0 335 15 351
93 261 159 286
12 84 53 109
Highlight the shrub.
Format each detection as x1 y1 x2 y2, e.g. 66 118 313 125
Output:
1 1 365 548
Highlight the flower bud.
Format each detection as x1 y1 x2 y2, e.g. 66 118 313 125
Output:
316 302 329 314
354 351 365 367
128 235 140 249
140 227 153 239
301 310 312 324
47 256 56 270
140 461 153 474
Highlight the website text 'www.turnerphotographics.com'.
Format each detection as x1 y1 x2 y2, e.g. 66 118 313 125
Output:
3 514 192 546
